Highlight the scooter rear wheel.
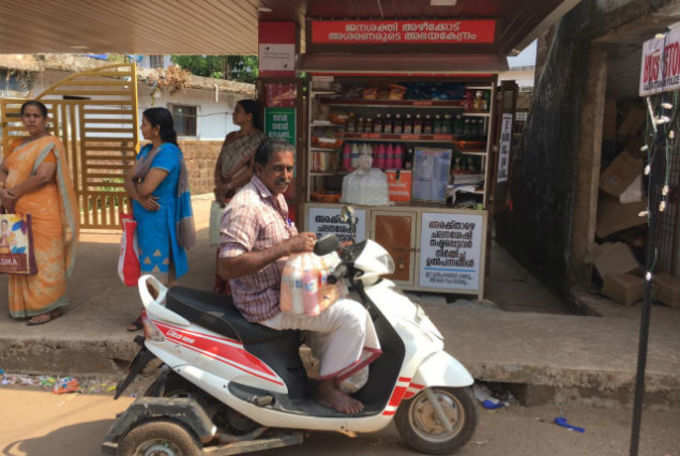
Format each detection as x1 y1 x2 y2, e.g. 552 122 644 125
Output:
117 420 201 456
395 387 477 455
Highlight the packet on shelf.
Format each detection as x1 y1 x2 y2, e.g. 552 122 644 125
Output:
280 252 346 317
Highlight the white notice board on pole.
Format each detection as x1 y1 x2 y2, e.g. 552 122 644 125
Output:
639 28 680 96
305 204 367 244
418 211 485 293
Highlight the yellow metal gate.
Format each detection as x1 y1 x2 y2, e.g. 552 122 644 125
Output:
0 63 139 229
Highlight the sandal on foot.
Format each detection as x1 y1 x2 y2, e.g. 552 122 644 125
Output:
126 316 143 332
26 309 63 326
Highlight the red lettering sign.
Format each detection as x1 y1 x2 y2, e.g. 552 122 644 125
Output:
311 20 496 45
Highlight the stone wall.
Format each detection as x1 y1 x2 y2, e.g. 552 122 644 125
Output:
179 139 222 195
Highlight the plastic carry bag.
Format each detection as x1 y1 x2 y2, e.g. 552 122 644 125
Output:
280 252 345 316
209 200 226 247
118 213 140 287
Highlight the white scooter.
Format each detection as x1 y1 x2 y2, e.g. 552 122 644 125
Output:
103 208 478 456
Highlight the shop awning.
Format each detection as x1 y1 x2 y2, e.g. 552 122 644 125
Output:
298 53 508 74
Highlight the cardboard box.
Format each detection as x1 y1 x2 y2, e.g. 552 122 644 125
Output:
592 242 640 279
386 170 412 203
596 195 646 238
619 174 643 204
653 272 680 307
600 150 643 197
602 272 645 305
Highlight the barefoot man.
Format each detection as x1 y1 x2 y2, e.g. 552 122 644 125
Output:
218 139 381 414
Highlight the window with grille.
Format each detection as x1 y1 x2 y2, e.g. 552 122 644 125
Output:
170 104 197 137
149 55 164 68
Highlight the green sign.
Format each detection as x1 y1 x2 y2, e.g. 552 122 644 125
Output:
265 107 296 145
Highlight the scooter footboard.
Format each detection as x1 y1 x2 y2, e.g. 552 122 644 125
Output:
412 351 474 388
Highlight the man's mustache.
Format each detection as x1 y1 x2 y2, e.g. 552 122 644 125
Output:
276 179 290 186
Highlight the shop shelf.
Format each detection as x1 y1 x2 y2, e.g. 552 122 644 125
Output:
341 132 455 143
459 150 487 156
310 146 339 152
311 90 338 96
462 112 491 117
465 85 493 90
311 120 344 127
320 98 466 109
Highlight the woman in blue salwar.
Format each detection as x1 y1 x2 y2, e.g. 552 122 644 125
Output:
124 107 195 331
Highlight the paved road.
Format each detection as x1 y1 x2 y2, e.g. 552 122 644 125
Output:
1 386 678 456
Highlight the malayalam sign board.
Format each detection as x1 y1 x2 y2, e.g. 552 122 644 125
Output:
419 212 484 291
497 113 513 183
265 107 296 145
311 20 496 45
640 28 680 96
306 207 367 244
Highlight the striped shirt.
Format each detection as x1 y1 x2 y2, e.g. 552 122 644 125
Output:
219 176 297 322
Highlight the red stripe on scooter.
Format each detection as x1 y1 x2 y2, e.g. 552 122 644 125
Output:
388 386 408 407
156 320 243 346
169 339 284 386
154 322 277 377
398 377 411 383
404 391 416 399
410 383 425 390
383 411 396 416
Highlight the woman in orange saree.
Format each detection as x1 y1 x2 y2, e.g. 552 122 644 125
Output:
0 101 79 325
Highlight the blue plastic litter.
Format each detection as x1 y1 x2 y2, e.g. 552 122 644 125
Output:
482 399 505 410
554 416 585 433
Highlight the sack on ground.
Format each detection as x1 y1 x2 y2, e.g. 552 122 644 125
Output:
209 200 226 247
280 252 346 316
118 213 140 287
0 213 37 275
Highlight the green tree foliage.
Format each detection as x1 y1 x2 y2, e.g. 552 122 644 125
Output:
171 55 258 83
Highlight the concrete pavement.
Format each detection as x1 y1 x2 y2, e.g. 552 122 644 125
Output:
1 196 679 408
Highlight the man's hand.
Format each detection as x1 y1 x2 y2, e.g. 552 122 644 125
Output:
0 188 17 212
286 232 317 254
137 195 160 212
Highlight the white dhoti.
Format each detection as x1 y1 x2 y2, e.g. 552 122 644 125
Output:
261 299 382 382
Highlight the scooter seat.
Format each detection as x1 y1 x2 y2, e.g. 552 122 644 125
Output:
166 287 295 344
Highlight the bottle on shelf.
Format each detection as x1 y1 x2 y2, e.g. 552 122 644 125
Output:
383 113 393 134
365 117 374 134
374 113 383 134
433 114 442 134
463 118 471 139
357 117 364 134
394 144 404 169
403 113 413 134
454 114 464 137
413 114 422 135
375 143 386 169
473 91 484 111
423 114 433 135
351 143 360 169
342 143 352 171
442 113 452 134
385 143 394 169
393 114 403 135
346 113 356 133
403 147 414 170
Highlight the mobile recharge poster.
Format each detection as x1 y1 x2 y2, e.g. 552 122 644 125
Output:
419 212 483 291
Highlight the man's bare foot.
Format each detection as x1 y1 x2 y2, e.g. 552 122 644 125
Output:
317 380 364 415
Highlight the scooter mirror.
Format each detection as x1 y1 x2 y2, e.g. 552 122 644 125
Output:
314 234 340 256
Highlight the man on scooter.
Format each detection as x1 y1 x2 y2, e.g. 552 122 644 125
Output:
218 139 381 415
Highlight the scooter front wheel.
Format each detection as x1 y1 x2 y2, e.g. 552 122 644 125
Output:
395 387 477 455
117 420 201 456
